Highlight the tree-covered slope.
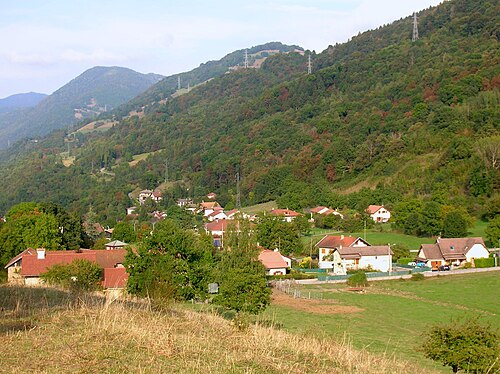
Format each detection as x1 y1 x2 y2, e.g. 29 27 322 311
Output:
0 66 163 148
0 0 497 224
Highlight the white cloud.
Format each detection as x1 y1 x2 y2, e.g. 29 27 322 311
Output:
60 49 127 63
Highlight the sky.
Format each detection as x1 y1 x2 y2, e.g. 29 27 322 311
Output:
0 0 443 99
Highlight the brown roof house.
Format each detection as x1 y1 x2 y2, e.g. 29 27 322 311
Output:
4 248 128 289
258 249 291 276
416 237 489 270
315 235 391 274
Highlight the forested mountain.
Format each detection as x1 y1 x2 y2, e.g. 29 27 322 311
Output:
109 42 303 119
0 0 498 226
0 92 47 114
0 67 163 148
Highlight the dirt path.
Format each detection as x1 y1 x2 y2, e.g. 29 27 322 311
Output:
271 289 363 315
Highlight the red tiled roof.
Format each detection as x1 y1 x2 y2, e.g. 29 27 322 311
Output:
6 248 127 278
205 219 230 232
419 244 443 260
225 209 239 217
315 235 365 249
270 209 301 217
152 190 163 197
103 267 128 288
336 245 392 258
258 250 288 269
366 205 384 214
310 206 327 214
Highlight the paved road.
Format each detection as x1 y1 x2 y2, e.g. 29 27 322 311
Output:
296 266 500 285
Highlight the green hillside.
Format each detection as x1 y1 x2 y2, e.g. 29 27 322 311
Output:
0 66 163 148
0 0 497 226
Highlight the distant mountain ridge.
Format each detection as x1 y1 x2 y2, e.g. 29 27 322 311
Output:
0 66 163 148
0 92 47 114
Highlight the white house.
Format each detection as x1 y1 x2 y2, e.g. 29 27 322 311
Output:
207 210 227 221
258 249 291 276
416 237 489 270
316 235 370 269
328 245 392 275
366 205 391 223
138 189 163 204
309 206 344 219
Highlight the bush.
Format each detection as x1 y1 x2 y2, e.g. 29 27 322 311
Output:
41 259 102 292
421 318 499 373
474 257 495 268
346 271 368 287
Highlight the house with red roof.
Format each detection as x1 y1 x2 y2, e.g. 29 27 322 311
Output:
315 235 391 274
416 237 489 270
207 210 227 222
258 249 291 276
310 206 343 218
270 209 301 223
4 248 128 289
366 205 391 223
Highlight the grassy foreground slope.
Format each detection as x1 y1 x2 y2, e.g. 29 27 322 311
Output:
264 272 500 371
0 286 424 373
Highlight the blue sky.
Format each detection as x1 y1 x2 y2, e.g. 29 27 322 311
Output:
0 0 442 98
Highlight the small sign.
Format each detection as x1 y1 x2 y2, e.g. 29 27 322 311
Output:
208 283 219 294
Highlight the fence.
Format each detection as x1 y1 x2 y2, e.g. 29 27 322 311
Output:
274 279 323 300
316 266 432 282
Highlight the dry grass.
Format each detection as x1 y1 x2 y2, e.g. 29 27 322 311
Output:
0 285 431 373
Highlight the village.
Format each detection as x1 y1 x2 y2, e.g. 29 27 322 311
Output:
4 189 498 293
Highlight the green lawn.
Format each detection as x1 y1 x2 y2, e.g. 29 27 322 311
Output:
264 272 500 372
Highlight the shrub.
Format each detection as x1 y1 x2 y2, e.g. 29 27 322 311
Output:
346 271 368 287
41 259 102 292
474 257 495 268
420 318 499 373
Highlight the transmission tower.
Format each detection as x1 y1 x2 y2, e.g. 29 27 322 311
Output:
177 76 181 90
307 54 312 74
236 172 241 209
412 12 419 42
244 49 249 69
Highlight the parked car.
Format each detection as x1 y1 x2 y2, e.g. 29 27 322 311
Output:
407 261 417 266
438 264 450 271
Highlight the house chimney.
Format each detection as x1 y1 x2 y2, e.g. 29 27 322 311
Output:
36 248 46 260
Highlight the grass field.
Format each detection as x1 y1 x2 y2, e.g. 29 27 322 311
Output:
241 200 277 215
0 286 418 373
263 272 500 372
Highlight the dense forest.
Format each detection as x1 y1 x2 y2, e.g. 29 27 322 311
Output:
0 0 497 229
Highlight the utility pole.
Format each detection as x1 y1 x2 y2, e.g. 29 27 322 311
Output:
307 54 312 74
244 49 249 69
412 12 419 42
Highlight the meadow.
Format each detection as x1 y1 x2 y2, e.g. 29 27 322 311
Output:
0 285 420 373
262 272 500 372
